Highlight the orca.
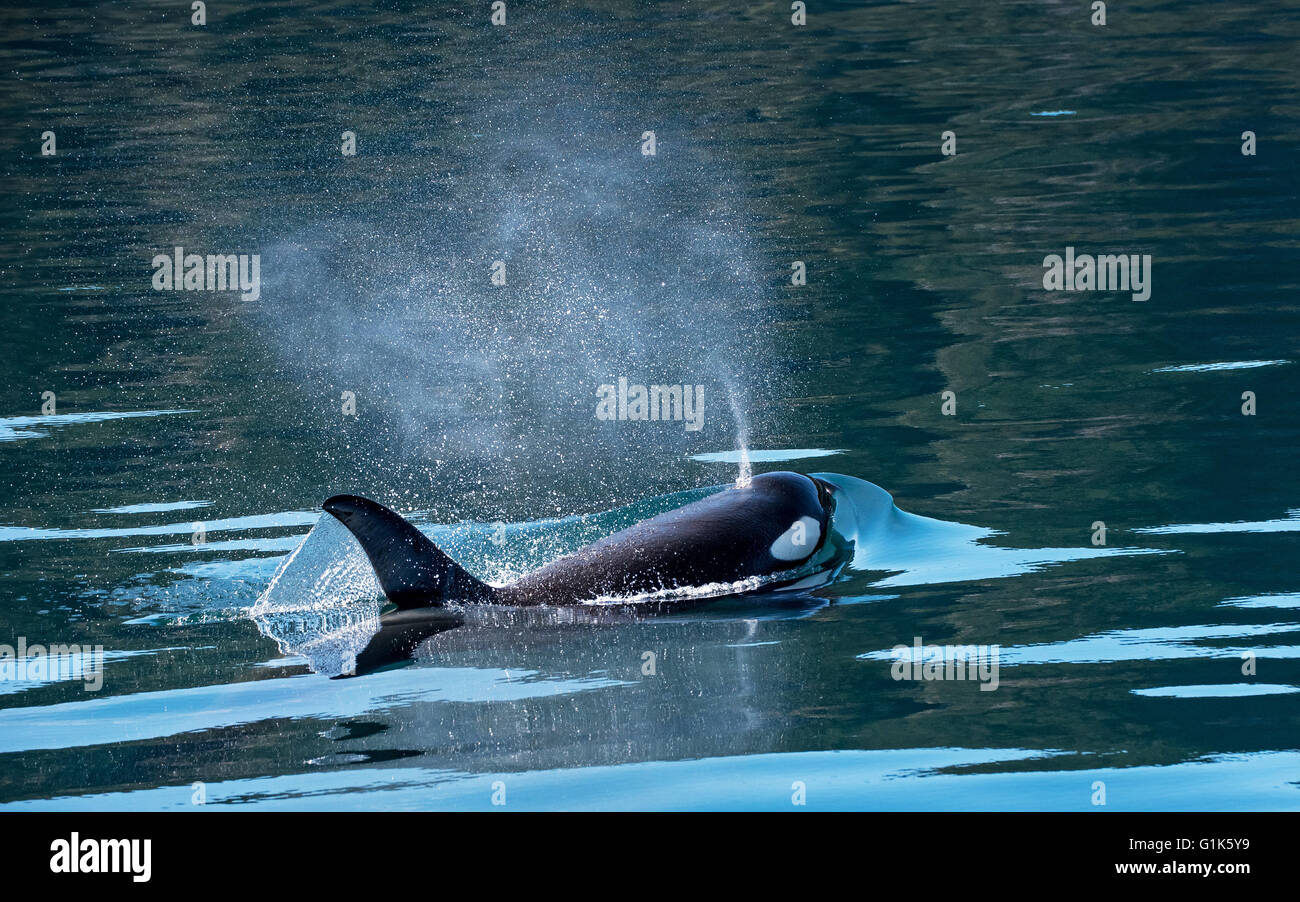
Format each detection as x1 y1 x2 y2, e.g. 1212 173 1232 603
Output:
323 471 851 611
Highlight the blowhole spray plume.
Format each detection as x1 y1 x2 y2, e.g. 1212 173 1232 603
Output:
728 386 752 488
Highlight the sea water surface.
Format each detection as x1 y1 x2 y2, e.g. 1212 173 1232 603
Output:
1 1 1298 810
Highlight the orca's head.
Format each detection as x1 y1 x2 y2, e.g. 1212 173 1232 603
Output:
739 472 837 567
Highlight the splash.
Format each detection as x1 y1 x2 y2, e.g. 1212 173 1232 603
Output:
736 446 752 489
585 576 767 607
249 515 383 675
728 387 752 488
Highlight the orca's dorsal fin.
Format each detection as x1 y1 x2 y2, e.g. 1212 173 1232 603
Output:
323 494 495 609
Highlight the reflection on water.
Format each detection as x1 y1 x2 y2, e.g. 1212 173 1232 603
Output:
689 448 844 464
1220 594 1300 610
1136 512 1300 535
1150 360 1290 374
2 0 1299 809
7 748 1300 812
1132 684 1299 699
0 409 195 443
861 621 1300 666
0 665 630 755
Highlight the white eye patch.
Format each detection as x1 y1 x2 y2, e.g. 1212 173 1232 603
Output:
769 516 821 561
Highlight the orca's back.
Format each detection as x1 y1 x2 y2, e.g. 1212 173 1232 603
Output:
498 471 832 605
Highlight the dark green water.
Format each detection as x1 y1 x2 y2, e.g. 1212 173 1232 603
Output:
1 0 1298 809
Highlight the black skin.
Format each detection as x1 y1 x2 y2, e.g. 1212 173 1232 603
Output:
495 471 836 605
